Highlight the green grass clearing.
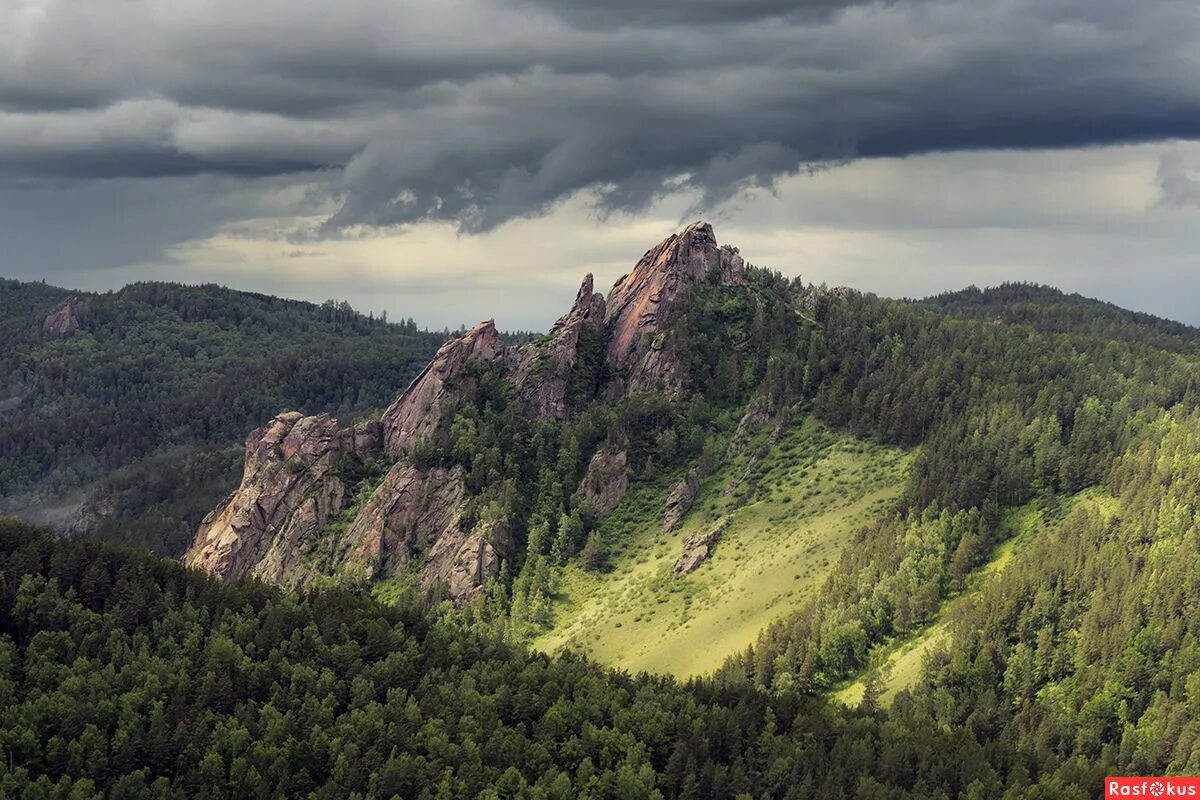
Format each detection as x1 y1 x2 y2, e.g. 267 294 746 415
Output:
534 415 912 678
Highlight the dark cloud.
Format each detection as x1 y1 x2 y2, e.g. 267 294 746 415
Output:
1 0 1198 233
516 0 878 26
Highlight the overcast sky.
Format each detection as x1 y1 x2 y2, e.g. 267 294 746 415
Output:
2 0 1199 330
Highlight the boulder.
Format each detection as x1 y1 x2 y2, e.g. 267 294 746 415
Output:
673 519 728 576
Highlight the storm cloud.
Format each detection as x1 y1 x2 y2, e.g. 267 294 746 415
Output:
3 0 1199 233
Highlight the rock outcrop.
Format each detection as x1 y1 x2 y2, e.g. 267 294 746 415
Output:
604 221 745 393
673 518 728 576
512 274 606 420
662 469 701 534
575 448 630 516
340 463 466 581
381 319 509 456
422 519 508 601
43 300 81 337
183 412 378 585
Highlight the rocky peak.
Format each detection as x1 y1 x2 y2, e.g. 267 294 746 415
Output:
604 221 745 393
559 274 606 330
381 318 508 456
43 299 81 337
184 221 760 601
513 274 607 420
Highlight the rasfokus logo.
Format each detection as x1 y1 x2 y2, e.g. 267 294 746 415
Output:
1106 777 1200 797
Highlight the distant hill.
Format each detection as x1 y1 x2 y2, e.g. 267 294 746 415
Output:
922 281 1200 351
0 278 447 554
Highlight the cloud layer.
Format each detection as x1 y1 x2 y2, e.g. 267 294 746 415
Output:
4 0 1199 232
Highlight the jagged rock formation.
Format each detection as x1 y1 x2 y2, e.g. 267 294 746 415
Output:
183 412 381 585
381 319 507 456
184 221 755 600
575 448 630 516
605 221 745 393
43 299 80 337
340 463 466 581
423 517 508 601
662 469 700 533
674 518 728 576
512 274 606 420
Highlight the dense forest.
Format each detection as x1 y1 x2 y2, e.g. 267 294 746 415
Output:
0 517 1116 799
713 278 1200 696
0 279 447 552
5 392 1200 800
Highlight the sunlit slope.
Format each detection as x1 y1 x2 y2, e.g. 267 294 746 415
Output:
835 490 1120 706
535 416 912 677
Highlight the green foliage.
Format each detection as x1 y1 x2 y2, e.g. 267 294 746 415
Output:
579 531 608 572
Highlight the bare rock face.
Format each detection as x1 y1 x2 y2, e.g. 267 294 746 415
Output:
604 221 745 393
340 463 466 581
421 518 509 601
183 412 376 584
662 469 701 534
513 274 606 420
575 447 630 516
43 300 81 337
381 319 509 456
674 518 728 576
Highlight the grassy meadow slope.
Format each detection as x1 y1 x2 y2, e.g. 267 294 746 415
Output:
536 415 911 676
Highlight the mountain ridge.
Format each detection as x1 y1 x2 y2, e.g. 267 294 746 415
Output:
182 221 753 599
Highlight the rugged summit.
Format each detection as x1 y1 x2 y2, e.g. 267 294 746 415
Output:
183 412 381 585
381 319 507 456
605 221 745 393
513 274 606 420
184 221 750 598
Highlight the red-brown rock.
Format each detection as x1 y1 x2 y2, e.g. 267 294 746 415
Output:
381 319 509 456
604 221 744 393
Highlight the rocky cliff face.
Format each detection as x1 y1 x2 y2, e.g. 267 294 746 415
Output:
605 221 745 393
512 274 606 420
575 447 630 516
184 221 753 599
339 463 466 582
183 412 381 585
381 319 508 456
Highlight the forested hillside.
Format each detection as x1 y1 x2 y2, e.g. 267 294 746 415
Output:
0 279 446 553
0 518 1116 798
5 403 1199 800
